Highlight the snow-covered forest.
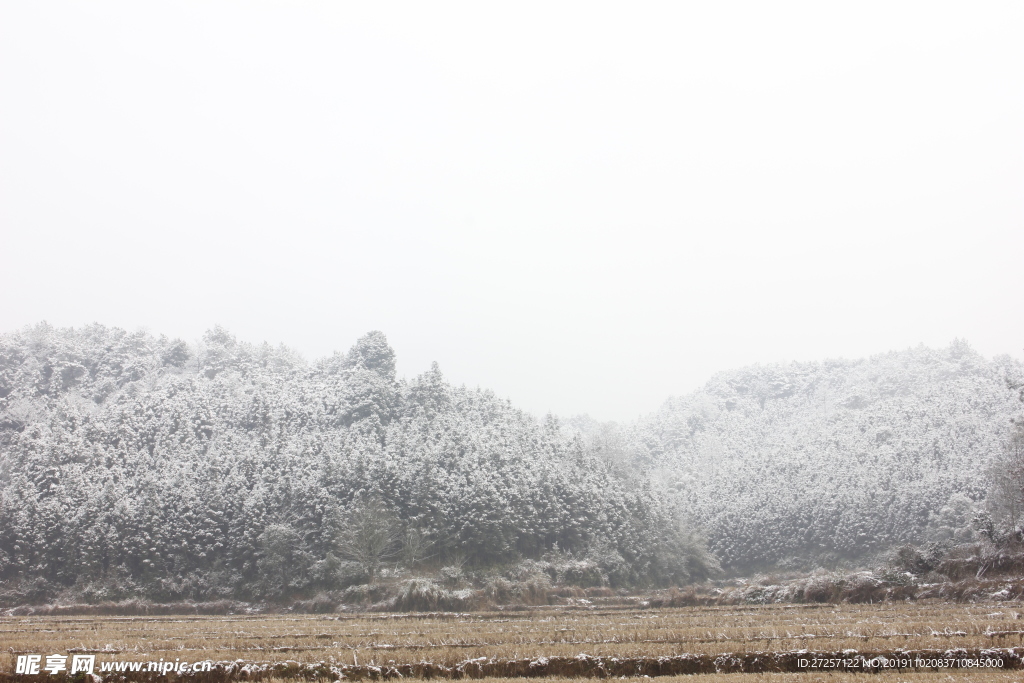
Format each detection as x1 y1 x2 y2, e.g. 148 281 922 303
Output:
610 339 1024 572
0 323 1021 603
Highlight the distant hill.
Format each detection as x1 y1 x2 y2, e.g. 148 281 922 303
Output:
612 340 1023 572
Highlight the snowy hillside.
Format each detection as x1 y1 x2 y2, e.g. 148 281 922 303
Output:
0 324 1020 602
0 324 701 602
618 340 1023 571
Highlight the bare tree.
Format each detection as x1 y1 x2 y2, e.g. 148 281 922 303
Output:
399 527 434 569
337 497 401 583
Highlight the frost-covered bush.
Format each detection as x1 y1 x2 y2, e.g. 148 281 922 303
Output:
554 559 604 587
483 576 516 603
290 592 338 613
507 559 553 582
339 583 389 606
438 564 465 588
484 571 552 605
391 578 447 611
585 544 632 587
389 578 480 612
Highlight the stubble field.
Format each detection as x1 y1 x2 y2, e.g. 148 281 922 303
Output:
3 602 1024 680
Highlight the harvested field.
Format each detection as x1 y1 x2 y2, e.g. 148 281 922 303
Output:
334 675 1024 683
3 603 1024 680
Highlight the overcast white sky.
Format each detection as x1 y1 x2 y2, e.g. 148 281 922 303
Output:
1 2 1022 421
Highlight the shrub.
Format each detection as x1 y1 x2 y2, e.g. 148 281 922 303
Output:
483 577 515 603
556 559 605 587
340 583 389 606
389 578 482 612
799 572 845 603
438 564 465 587
290 592 338 613
892 545 931 574
840 573 881 602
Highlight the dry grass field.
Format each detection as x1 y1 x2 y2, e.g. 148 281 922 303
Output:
379 675 1024 683
3 603 1024 679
